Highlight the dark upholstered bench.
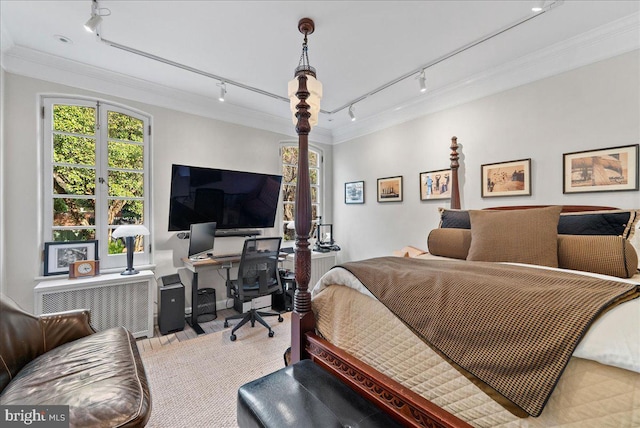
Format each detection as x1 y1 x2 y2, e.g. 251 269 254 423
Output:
237 359 403 428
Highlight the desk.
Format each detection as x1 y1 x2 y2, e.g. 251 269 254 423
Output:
181 255 241 334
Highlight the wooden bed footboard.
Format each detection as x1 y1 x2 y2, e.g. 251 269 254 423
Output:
305 332 472 428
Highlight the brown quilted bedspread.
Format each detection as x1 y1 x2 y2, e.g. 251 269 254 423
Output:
337 257 639 417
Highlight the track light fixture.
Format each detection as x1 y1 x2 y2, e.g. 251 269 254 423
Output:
348 105 356 121
418 69 427 93
532 1 545 12
84 0 110 33
218 81 226 102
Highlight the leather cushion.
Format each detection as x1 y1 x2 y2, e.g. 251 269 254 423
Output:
0 327 151 428
237 359 403 428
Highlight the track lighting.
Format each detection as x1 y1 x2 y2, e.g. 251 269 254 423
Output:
84 14 102 33
348 105 356 121
84 0 110 33
418 69 427 93
532 1 546 12
218 81 226 102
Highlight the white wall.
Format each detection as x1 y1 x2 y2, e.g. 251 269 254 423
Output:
2 73 332 311
333 51 640 263
1 67 6 295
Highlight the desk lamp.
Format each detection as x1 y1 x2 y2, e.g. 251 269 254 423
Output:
112 225 150 275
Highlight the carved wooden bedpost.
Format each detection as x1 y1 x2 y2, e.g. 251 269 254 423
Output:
450 136 461 210
290 18 318 364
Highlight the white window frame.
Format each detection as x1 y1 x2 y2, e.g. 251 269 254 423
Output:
42 96 152 270
280 142 323 242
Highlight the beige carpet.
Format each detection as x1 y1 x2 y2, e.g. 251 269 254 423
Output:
140 313 291 428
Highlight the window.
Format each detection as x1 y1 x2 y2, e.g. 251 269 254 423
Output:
42 97 151 270
281 144 321 241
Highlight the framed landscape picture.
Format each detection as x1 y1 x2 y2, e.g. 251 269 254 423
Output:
44 240 99 276
377 176 403 202
563 144 639 194
344 181 365 204
420 169 451 201
481 158 531 198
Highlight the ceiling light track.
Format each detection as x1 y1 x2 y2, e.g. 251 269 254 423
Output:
91 0 561 122
328 0 563 116
100 36 295 106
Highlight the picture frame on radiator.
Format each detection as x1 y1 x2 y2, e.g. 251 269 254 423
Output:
43 240 98 276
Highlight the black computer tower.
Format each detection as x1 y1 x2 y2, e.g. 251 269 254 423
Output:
158 274 185 335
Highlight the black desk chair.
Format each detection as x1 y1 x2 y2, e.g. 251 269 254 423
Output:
224 237 284 341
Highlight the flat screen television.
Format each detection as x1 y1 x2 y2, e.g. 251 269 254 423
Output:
168 164 282 232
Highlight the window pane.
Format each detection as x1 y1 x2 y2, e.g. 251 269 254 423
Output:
311 186 318 203
310 168 318 185
53 166 95 195
108 234 144 255
312 204 318 221
53 198 95 226
108 200 144 225
283 165 297 184
283 202 294 222
108 111 144 142
282 184 296 203
53 229 96 241
53 105 95 135
309 151 318 167
108 171 144 197
53 135 95 165
283 226 295 241
282 147 298 165
108 141 143 169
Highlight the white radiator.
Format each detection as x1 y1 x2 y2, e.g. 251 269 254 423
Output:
35 271 155 338
283 251 337 288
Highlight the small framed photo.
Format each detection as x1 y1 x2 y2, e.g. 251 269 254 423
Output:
377 176 403 202
44 240 99 276
563 144 639 194
420 169 452 201
481 158 531 198
345 181 365 204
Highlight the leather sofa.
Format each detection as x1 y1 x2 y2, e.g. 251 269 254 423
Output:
0 293 151 427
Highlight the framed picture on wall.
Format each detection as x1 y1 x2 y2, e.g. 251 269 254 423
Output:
344 181 365 204
377 176 403 202
43 240 99 276
419 169 452 201
481 158 531 198
563 144 639 193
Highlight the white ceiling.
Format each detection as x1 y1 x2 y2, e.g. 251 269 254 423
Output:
1 1 639 144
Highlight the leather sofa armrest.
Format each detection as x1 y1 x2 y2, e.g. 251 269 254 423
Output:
39 310 96 352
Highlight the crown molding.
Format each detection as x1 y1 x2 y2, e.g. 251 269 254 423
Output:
0 46 333 145
331 12 640 144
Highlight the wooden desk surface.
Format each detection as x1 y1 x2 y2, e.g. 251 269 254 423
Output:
182 253 289 270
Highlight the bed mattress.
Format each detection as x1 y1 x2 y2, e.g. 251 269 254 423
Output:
312 273 640 427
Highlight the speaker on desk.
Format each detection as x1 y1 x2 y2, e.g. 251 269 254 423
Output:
158 274 185 335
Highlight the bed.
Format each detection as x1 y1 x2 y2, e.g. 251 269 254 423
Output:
289 83 639 427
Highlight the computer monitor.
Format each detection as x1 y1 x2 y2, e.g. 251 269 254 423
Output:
188 222 216 258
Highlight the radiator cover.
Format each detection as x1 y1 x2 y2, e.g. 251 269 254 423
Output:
35 271 155 338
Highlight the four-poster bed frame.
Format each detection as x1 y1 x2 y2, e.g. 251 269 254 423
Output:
287 20 621 427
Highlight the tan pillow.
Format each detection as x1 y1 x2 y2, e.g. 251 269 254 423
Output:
558 235 639 278
467 206 562 267
428 228 472 260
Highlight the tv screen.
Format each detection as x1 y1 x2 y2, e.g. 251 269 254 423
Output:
168 164 282 232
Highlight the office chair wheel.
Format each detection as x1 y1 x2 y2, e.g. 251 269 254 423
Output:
268 330 274 338
224 321 229 328
230 334 237 341
278 316 283 322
